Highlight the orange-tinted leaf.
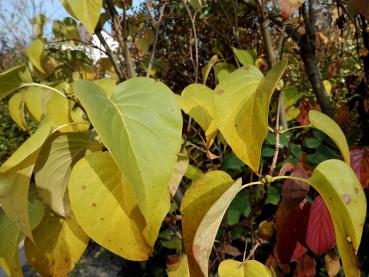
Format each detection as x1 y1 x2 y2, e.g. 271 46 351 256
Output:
350 147 369 188
279 0 304 19
325 251 341 277
294 254 316 277
306 196 336 255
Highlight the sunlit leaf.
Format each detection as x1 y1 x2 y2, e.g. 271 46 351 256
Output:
202 55 218 84
309 110 350 164
24 209 89 277
214 62 236 83
181 171 234 277
218 259 272 277
8 91 28 131
232 48 257 66
61 0 102 34
167 254 190 277
168 154 189 197
193 178 242 276
0 65 32 100
214 60 287 173
24 86 52 122
74 78 182 246
27 39 46 74
68 151 151 260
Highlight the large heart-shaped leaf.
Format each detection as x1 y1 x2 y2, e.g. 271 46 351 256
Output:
218 259 272 277
61 0 102 34
74 78 182 245
0 65 32 100
214 60 288 173
181 171 234 277
68 151 152 260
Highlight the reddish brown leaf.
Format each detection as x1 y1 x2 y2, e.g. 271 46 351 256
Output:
306 196 336 255
335 105 350 128
295 101 320 126
325 250 341 277
282 165 310 208
294 254 316 277
350 147 369 188
291 242 308 262
167 255 180 265
279 0 303 19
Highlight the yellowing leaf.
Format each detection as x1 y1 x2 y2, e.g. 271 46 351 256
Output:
0 190 44 277
309 110 350 164
232 48 257 66
176 84 217 148
167 255 190 277
74 78 182 246
0 65 32 100
193 178 242 276
307 160 366 277
24 86 52 122
169 154 189 197
323 80 332 96
214 62 236 83
218 259 272 277
27 39 46 74
93 78 117 97
61 0 102 34
24 210 89 277
180 171 234 277
35 133 99 216
214 60 288 173
8 91 28 131
68 151 151 260
202 55 218 84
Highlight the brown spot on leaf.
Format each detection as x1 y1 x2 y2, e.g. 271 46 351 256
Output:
216 90 224 95
81 185 86 189
92 203 97 207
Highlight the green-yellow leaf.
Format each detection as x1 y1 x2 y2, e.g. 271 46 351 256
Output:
202 55 218 84
167 254 190 277
24 86 52 122
8 91 28 131
176 84 217 148
24 209 89 277
214 62 236 83
218 259 272 277
68 151 151 260
27 39 46 74
0 189 44 277
35 132 99 217
74 78 182 246
307 159 366 277
214 60 288 173
61 0 102 34
93 78 117 97
169 154 189 197
0 65 32 100
232 48 257 66
193 178 242 276
180 171 234 277
309 110 350 164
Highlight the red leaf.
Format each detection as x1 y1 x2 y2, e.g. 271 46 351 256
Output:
291 242 308 262
282 165 310 208
294 254 316 277
350 147 369 188
306 196 336 255
279 0 303 19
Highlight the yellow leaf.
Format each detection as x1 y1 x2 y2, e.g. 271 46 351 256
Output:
201 55 218 84
169 154 189 197
8 91 28 131
68 151 151 260
180 171 234 277
93 78 117 97
24 86 52 122
27 39 46 74
323 80 332 96
309 110 350 164
214 60 288 173
24 210 89 277
218 259 272 277
193 178 242 276
0 65 32 100
167 255 190 277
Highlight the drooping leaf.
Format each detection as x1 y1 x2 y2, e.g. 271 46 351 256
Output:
24 209 89 277
0 120 52 239
27 39 46 74
202 55 218 84
167 254 190 277
309 110 350 164
218 259 272 277
306 196 336 255
176 84 217 147
0 65 32 100
181 171 234 277
35 132 100 216
350 147 369 188
306 159 366 276
8 91 28 131
232 48 257 66
74 78 182 246
0 190 44 277
61 0 102 34
193 178 242 276
214 60 288 173
68 151 151 260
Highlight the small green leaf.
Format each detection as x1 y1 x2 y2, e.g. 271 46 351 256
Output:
232 48 257 66
309 110 350 164
0 65 32 100
304 137 322 148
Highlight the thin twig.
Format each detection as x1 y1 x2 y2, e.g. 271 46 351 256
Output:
184 1 199 83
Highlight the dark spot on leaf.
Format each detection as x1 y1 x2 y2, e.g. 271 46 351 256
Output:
92 203 97 207
81 185 86 190
355 188 359 193
100 217 104 221
217 90 224 95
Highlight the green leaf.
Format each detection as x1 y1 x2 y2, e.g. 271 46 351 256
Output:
0 190 44 277
214 60 288 173
24 209 89 277
0 120 52 240
68 151 151 259
232 48 257 66
8 91 28 131
218 259 272 277
214 62 236 83
74 78 182 246
309 110 350 164
35 132 100 216
0 65 32 100
27 39 46 74
61 0 102 34
307 160 366 277
181 171 234 277
304 137 322 148
283 86 301 107
52 17 80 43
193 178 242 276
